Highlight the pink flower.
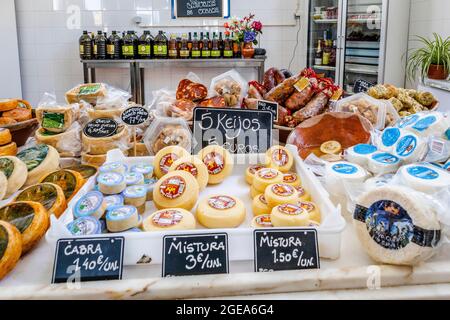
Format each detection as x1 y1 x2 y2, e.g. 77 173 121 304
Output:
224 22 230 28
252 21 263 32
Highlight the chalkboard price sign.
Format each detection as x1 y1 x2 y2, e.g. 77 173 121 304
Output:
257 100 279 123
51 237 124 284
254 229 320 272
175 0 223 18
83 118 118 138
353 79 375 94
193 107 273 154
162 233 229 277
121 106 149 126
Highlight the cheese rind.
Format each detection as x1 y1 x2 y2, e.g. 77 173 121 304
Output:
295 186 312 202
73 191 106 219
368 152 401 175
251 214 273 228
252 168 284 193
17 144 60 187
99 162 128 175
252 194 272 217
271 204 310 227
106 205 140 232
154 146 190 179
97 172 126 195
153 171 199 211
124 172 144 186
264 183 299 208
0 156 27 198
123 185 147 208
81 152 106 167
67 216 102 236
169 156 209 190
0 142 17 157
197 195 246 229
297 201 321 224
0 129 12 146
0 221 22 281
40 169 84 202
143 208 196 232
245 165 266 185
15 183 67 218
265 146 294 173
282 173 301 187
130 163 154 179
198 145 234 185
398 164 450 194
36 104 79 133
82 125 130 155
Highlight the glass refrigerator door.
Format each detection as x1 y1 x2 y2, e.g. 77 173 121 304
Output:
307 0 342 82
341 0 386 94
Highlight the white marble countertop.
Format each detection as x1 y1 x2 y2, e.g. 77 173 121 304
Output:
2 224 450 300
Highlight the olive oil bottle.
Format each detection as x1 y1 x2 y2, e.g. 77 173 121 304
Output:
122 31 136 59
79 30 93 60
153 30 168 59
138 30 152 59
94 31 107 59
107 31 122 59
191 32 201 59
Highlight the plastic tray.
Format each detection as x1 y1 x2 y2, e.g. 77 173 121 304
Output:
45 145 346 265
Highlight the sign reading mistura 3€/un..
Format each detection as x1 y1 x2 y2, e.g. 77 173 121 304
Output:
172 0 230 18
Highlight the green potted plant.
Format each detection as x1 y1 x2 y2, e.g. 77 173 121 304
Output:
407 33 450 81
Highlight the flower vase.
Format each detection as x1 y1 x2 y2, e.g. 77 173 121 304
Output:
242 42 255 59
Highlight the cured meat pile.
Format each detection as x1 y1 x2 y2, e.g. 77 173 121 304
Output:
243 68 342 128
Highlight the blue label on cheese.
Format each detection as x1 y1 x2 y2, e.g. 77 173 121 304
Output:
104 195 124 210
353 144 378 155
67 217 102 236
125 172 144 185
106 205 137 221
382 128 401 147
332 163 358 175
99 162 128 173
412 116 437 132
74 191 104 218
397 114 419 129
97 172 124 186
396 135 417 157
372 153 400 164
131 163 154 176
123 185 147 198
406 166 440 180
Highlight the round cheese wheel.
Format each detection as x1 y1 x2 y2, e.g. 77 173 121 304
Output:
0 221 22 280
97 172 126 195
2 108 32 122
252 194 271 217
144 178 157 201
252 168 284 193
104 194 124 211
345 144 378 167
353 186 441 265
154 146 190 179
130 163 154 180
0 156 28 197
66 164 98 180
106 205 140 232
15 183 67 218
123 185 147 208
264 183 299 208
143 209 196 232
67 216 102 236
364 175 393 191
325 161 368 197
298 201 321 224
124 172 144 186
368 152 401 175
0 129 12 146
82 125 130 155
0 201 49 253
81 152 106 167
169 156 209 190
73 191 106 220
245 164 266 185
0 172 7 201
198 145 234 185
35 128 80 157
271 204 310 227
408 112 449 138
393 132 427 164
265 146 294 173
320 141 342 155
40 169 84 202
379 127 402 153
250 185 260 199
251 214 273 228
282 173 301 187
99 162 128 175
17 144 60 187
295 186 311 202
197 195 246 229
153 171 199 211
0 142 17 157
398 164 450 194
0 99 18 112
396 113 420 129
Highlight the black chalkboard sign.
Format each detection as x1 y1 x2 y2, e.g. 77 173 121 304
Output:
121 106 149 126
175 0 223 18
257 100 278 123
51 237 124 284
193 107 273 154
162 233 229 277
253 229 320 272
353 79 375 94
83 118 118 138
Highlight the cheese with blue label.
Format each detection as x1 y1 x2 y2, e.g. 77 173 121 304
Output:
398 164 450 194
97 172 126 195
73 191 106 219
368 152 401 175
393 132 427 164
409 112 449 138
99 162 128 175
130 163 154 179
106 205 139 232
345 144 378 167
123 185 147 212
104 195 124 211
445 160 450 172
124 172 144 186
380 127 402 153
144 178 157 201
325 162 368 192
67 216 102 236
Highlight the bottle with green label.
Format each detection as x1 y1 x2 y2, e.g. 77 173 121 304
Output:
79 30 93 60
94 31 107 59
153 30 168 59
191 32 201 59
168 34 178 59
211 32 221 58
179 34 190 59
223 33 233 59
107 31 122 59
138 31 152 59
122 31 136 59
201 32 211 58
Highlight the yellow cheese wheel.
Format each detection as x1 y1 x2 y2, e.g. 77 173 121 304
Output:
0 99 19 112
82 124 129 155
17 144 60 187
252 194 271 217
250 185 260 199
298 201 321 224
154 146 190 179
295 186 311 202
196 195 246 229
252 168 283 193
81 152 106 167
198 145 234 185
271 204 310 227
251 214 273 228
15 183 67 218
0 156 28 198
0 142 17 157
0 201 49 254
265 146 294 173
169 156 209 190
40 169 84 202
0 221 22 281
282 173 301 187
264 183 299 208
153 171 199 211
245 164 266 185
0 171 7 201
143 208 196 232
0 129 12 146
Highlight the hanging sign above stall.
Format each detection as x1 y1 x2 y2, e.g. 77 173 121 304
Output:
172 0 230 19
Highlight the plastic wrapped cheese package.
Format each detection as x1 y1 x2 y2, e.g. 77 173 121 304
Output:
367 152 401 175
82 123 131 155
395 163 450 195
345 144 378 167
209 69 248 107
405 112 449 138
36 93 81 133
392 131 428 164
35 121 82 157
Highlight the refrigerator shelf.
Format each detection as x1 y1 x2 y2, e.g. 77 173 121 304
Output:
345 64 379 75
313 65 337 71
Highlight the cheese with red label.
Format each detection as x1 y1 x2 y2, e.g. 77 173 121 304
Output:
252 168 283 193
271 204 310 227
198 145 234 185
265 146 294 173
169 156 209 190
252 194 272 217
245 164 266 185
143 209 196 232
264 183 299 208
153 171 199 211
197 195 246 229
251 214 273 228
154 146 190 179
282 173 301 187
297 201 321 224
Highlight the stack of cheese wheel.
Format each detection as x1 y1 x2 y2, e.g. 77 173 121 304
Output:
247 146 321 229
0 129 16 157
35 104 81 158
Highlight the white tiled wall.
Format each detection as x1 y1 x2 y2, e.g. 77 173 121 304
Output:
15 0 306 105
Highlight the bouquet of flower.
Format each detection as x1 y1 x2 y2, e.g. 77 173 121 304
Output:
224 13 263 45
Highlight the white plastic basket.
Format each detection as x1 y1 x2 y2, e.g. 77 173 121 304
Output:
46 145 346 265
